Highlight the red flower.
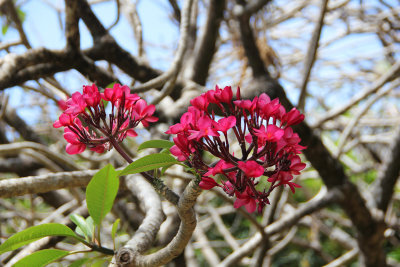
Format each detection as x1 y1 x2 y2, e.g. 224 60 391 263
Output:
83 84 101 107
238 161 264 178
190 94 209 111
253 124 284 143
234 188 257 213
65 92 87 115
213 116 236 133
282 107 304 127
166 85 306 213
53 113 76 128
188 116 219 140
131 99 158 127
64 128 86 155
54 83 157 154
199 176 220 190
205 160 235 176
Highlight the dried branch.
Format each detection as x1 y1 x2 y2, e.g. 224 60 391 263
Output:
372 124 400 213
119 174 165 253
188 0 226 85
131 0 194 93
313 60 400 127
115 180 201 266
0 169 98 198
218 188 340 266
0 141 80 171
297 0 329 111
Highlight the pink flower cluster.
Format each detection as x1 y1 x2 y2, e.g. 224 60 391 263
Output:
166 86 306 213
54 84 157 154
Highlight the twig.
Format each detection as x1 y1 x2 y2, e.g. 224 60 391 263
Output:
297 0 329 111
313 60 400 127
323 248 359 267
0 169 98 198
131 0 194 93
336 80 399 157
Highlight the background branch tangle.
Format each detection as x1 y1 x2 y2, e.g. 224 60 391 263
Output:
0 0 399 266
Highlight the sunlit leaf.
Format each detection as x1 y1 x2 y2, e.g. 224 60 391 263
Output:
0 223 77 254
120 154 179 176
13 249 69 267
111 219 120 241
70 214 92 240
137 140 174 151
86 164 120 226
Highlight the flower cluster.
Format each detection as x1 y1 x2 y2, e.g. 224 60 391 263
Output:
166 86 306 213
54 84 157 154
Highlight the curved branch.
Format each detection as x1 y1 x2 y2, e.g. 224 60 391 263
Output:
0 141 80 171
131 0 194 93
313 60 400 127
218 188 340 266
122 174 166 253
373 124 400 212
0 169 98 198
116 180 201 266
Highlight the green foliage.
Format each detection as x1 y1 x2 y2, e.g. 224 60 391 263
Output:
17 8 26 22
388 247 400 262
1 24 9 35
120 153 179 176
70 214 94 241
0 223 77 254
86 164 120 226
137 140 174 151
13 249 70 267
69 257 89 267
255 176 268 191
111 218 120 249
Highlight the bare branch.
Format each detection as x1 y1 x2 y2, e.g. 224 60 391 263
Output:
313 60 400 127
0 169 97 198
297 0 329 111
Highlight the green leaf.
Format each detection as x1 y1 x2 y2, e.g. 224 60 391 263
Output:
137 140 174 151
120 154 179 176
388 247 400 262
255 176 268 191
13 249 69 267
69 257 89 267
160 165 171 176
111 219 120 241
17 8 26 22
106 82 117 88
70 214 92 240
0 223 77 254
86 164 119 226
1 24 9 35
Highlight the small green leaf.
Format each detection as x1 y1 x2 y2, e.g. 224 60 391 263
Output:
13 249 69 267
17 8 26 22
0 223 77 254
86 164 120 226
255 176 268 191
2 24 9 35
90 258 110 267
137 140 174 151
111 219 120 241
106 82 117 88
70 214 92 240
161 164 172 176
388 247 400 262
120 154 179 176
69 257 89 267
85 216 95 237
160 148 171 154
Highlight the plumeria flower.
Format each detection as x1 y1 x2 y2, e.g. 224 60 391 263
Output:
166 85 306 213
54 84 158 154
